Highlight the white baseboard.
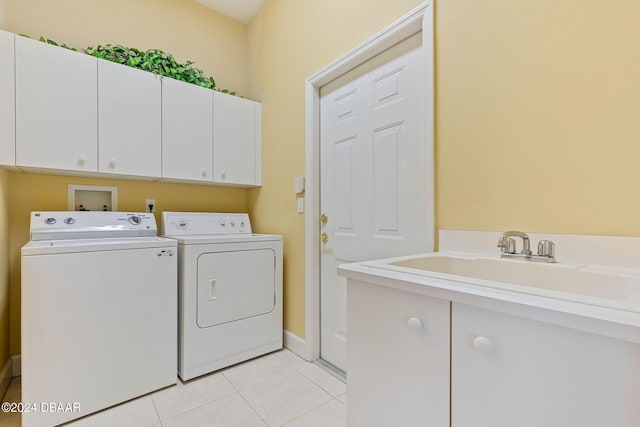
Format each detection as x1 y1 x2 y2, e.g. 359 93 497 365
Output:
283 330 307 360
0 357 12 399
11 355 20 377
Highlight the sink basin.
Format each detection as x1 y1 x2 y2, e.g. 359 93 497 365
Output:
363 253 640 312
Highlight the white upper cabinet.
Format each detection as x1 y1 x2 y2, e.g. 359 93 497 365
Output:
0 30 15 166
5 30 263 186
15 36 98 172
213 91 262 186
98 59 161 177
162 77 213 182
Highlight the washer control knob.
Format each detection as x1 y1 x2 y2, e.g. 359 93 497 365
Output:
45 217 57 225
128 216 142 225
64 217 76 225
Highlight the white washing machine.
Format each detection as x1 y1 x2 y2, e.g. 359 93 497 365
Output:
21 211 177 427
162 212 283 381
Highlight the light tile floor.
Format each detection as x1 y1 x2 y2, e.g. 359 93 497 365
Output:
0 349 346 427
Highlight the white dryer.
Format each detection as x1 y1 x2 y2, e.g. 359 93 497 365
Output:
21 211 177 427
162 212 283 380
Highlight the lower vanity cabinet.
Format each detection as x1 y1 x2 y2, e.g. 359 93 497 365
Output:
347 280 450 427
347 280 640 427
451 302 640 427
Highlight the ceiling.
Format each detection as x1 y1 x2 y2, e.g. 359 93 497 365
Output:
193 0 266 24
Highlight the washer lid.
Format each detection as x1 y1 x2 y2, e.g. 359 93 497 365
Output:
22 236 177 256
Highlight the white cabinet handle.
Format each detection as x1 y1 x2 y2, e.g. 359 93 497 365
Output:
220 170 226 180
108 158 116 169
407 317 423 332
201 168 208 177
473 336 493 354
77 155 86 166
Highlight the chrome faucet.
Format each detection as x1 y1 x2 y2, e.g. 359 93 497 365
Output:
497 231 532 255
497 230 556 263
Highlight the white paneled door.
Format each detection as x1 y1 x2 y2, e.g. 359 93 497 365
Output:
319 33 430 372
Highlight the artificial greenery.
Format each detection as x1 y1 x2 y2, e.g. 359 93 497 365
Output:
19 34 78 51
19 34 237 96
39 36 78 51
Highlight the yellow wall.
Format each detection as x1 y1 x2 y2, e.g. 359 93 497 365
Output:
0 0 9 371
247 0 424 338
0 0 8 27
249 0 640 338
436 0 640 236
5 0 640 354
2 0 248 95
0 169 10 367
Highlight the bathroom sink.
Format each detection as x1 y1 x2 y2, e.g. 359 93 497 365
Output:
363 252 640 312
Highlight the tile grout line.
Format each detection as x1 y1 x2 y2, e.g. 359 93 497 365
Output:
296 366 346 398
149 386 166 425
281 398 340 427
236 390 270 427
219 368 272 426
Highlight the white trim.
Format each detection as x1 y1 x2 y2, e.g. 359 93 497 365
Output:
1 357 12 398
304 1 435 362
283 329 307 360
11 354 20 377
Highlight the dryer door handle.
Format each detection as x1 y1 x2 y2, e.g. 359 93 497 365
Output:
208 279 217 301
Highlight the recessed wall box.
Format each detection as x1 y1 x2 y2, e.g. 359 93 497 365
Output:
67 184 118 211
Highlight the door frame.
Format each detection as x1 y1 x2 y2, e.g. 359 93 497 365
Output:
304 1 435 361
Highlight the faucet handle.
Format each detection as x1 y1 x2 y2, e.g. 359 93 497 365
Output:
537 240 555 257
502 237 517 254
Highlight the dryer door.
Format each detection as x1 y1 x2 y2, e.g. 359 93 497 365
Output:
197 249 276 328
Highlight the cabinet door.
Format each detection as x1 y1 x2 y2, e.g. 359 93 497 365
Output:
15 36 97 171
0 30 15 166
347 280 450 427
452 302 640 427
98 59 161 177
161 77 213 182
213 92 261 186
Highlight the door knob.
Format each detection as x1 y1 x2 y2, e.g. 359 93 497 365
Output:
321 233 328 243
320 213 328 224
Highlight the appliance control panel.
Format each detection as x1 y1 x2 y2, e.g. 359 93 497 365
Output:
30 211 158 241
162 212 252 235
